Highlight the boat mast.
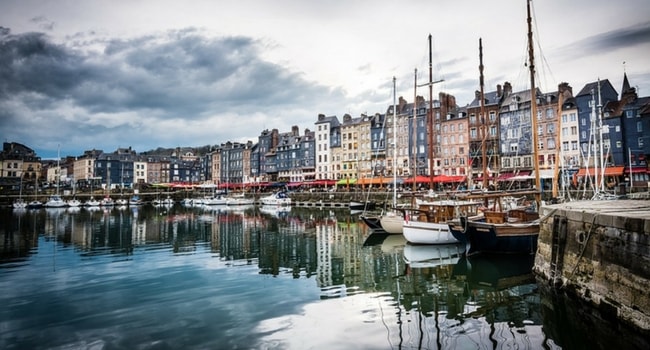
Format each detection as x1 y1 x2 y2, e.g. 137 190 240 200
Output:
527 0 542 204
597 79 605 193
392 76 397 208
412 68 418 193
479 38 488 190
427 34 435 190
552 86 564 198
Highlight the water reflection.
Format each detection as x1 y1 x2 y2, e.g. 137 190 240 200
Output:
0 205 647 349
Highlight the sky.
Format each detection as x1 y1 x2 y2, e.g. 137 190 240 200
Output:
1 0 649 159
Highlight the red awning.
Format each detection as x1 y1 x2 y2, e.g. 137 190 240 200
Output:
403 175 432 184
305 179 337 186
432 175 466 183
624 167 648 174
576 166 625 177
497 172 514 181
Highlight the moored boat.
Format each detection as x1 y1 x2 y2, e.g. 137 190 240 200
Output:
129 195 142 206
67 198 82 207
225 193 255 206
100 196 115 206
260 191 291 206
13 198 28 209
450 2 544 256
85 197 101 207
44 194 67 208
401 199 481 245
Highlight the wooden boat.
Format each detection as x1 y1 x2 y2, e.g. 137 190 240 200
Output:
402 199 481 245
451 1 543 256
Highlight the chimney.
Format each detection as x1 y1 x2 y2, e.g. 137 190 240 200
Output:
292 125 299 136
503 82 512 95
497 84 502 97
475 90 480 100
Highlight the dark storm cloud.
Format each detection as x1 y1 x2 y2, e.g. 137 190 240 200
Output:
0 26 345 156
562 21 650 56
0 28 86 99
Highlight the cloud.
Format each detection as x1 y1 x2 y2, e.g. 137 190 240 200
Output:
560 21 650 57
0 27 348 156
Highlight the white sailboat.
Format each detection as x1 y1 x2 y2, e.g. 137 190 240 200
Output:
13 175 27 209
379 76 404 234
44 146 67 208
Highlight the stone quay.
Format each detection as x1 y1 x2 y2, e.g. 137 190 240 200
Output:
535 200 650 334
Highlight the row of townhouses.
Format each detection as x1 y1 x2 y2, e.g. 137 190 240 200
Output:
1 73 649 191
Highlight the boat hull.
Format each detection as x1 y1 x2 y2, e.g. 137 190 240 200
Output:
402 220 459 245
359 214 383 231
379 211 403 234
463 218 539 256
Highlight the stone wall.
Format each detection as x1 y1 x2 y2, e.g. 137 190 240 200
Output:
534 200 650 332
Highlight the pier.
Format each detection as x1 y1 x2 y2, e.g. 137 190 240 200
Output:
536 200 650 333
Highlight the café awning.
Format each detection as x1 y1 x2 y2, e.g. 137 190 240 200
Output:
576 166 625 177
336 178 357 185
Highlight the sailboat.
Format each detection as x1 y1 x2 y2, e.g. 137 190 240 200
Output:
13 175 27 209
449 1 544 256
27 177 43 209
44 146 67 208
379 76 404 234
396 35 482 245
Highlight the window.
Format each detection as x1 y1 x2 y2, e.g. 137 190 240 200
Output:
547 138 555 149
570 113 577 122
638 121 643 132
640 137 645 148
508 129 519 139
547 124 555 134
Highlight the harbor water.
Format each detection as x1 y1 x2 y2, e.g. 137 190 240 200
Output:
1 204 647 349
